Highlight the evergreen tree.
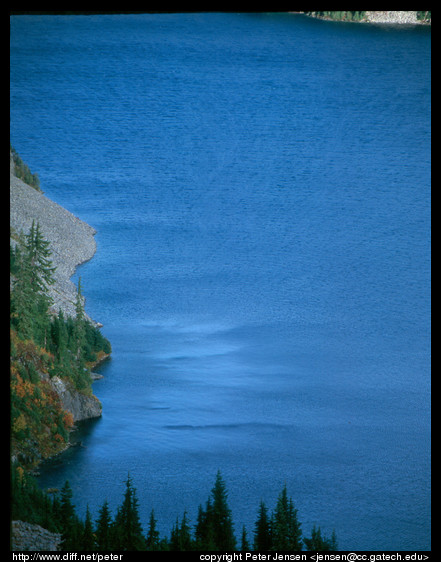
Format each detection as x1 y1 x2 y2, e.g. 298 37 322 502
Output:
26 221 56 294
146 509 160 551
11 463 60 534
194 501 216 550
254 500 272 551
73 277 86 362
329 530 338 551
95 500 113 551
194 504 206 549
170 512 193 551
81 505 96 550
59 481 80 550
271 485 302 551
75 277 85 321
50 309 69 362
11 146 41 190
303 526 338 551
112 474 146 550
10 243 20 275
210 471 236 550
178 511 192 551
10 246 35 339
240 525 250 551
59 481 75 526
169 518 180 551
10 222 55 342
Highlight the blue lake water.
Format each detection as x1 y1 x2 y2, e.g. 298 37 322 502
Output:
10 13 431 550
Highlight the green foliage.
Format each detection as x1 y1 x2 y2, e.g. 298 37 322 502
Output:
10 332 73 464
82 506 97 551
11 146 41 190
10 224 111 468
254 500 272 551
145 510 161 551
417 11 431 22
112 474 146 550
210 470 237 550
10 243 21 275
11 224 111 383
271 485 302 550
241 525 250 551
26 220 56 292
59 481 79 550
11 221 54 343
307 11 366 21
194 470 236 550
195 501 216 550
11 463 62 533
304 525 338 551
170 513 192 551
95 500 113 551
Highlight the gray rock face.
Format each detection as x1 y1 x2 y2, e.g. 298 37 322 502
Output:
364 11 420 24
10 157 97 322
11 520 62 551
49 376 102 422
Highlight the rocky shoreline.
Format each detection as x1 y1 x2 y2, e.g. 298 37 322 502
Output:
10 153 104 425
364 11 421 24
305 10 429 25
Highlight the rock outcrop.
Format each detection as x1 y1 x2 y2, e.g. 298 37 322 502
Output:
364 11 420 24
10 153 97 323
49 376 102 422
11 520 61 551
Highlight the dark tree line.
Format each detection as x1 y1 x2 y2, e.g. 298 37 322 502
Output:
11 467 337 551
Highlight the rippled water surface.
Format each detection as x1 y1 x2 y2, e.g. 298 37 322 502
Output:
10 13 430 550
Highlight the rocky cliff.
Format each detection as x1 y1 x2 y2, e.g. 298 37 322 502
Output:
10 153 103 425
48 375 102 422
10 152 98 324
